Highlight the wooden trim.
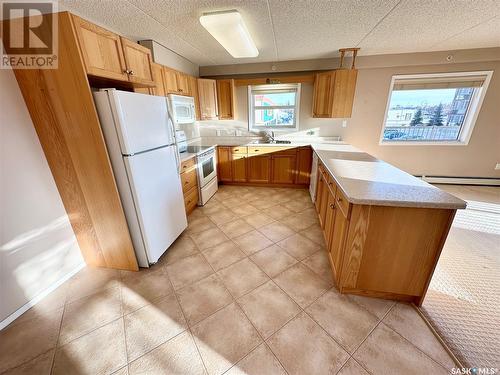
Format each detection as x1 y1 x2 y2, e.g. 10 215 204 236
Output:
219 182 308 189
416 209 456 306
233 74 314 86
413 304 463 368
9 12 138 271
340 288 418 303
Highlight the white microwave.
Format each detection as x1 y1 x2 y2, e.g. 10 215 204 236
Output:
168 94 196 127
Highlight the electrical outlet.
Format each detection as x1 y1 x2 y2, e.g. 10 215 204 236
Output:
342 120 347 128
495 163 500 170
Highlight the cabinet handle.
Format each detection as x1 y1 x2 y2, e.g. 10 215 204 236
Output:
337 197 343 202
179 89 183 92
328 182 333 186
330 204 335 209
124 69 130 74
129 70 134 75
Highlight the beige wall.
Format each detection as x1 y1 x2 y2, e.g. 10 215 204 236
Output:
0 69 84 325
346 61 500 178
201 52 500 178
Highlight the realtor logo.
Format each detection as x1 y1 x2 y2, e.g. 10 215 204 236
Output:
0 0 58 69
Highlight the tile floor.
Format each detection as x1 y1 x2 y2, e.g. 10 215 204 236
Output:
0 185 457 375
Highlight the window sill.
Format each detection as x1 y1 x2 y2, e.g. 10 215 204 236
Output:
379 140 469 146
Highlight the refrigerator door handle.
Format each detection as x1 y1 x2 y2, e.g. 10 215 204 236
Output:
166 105 181 175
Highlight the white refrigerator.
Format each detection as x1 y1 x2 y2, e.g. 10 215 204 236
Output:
93 89 187 267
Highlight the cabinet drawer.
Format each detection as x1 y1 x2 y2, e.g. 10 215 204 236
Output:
184 186 198 214
248 146 294 155
335 188 350 217
181 158 196 173
181 168 197 193
231 146 247 154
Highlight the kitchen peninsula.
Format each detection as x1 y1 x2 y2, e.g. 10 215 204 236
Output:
209 139 466 305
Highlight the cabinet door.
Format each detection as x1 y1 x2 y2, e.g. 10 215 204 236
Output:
296 147 312 184
318 174 330 228
312 72 334 117
216 79 236 119
329 202 348 284
188 76 201 120
176 72 190 95
247 156 270 183
271 154 296 184
151 63 166 96
232 154 247 182
198 79 218 120
72 15 128 81
163 67 179 94
324 191 336 247
217 147 232 182
120 38 154 85
331 69 358 118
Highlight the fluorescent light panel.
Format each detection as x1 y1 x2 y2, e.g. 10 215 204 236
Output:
200 10 258 58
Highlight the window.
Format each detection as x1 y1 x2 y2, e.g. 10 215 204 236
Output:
248 84 301 131
380 71 492 145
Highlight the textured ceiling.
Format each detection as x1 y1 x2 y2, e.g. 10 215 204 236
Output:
58 0 500 66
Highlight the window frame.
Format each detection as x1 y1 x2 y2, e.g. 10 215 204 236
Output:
379 71 493 146
248 83 301 131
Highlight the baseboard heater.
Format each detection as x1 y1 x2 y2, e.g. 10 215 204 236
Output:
418 175 500 186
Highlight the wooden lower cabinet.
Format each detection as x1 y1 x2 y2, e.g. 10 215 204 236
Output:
296 147 313 184
232 154 247 182
314 158 456 305
247 156 271 183
180 158 199 215
217 146 311 187
328 199 348 284
217 147 233 182
271 154 296 184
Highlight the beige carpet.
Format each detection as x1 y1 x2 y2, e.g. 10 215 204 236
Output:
421 185 500 369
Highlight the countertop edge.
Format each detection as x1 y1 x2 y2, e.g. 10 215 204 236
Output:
196 138 467 210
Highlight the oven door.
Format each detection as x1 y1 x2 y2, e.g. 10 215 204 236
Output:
197 151 217 187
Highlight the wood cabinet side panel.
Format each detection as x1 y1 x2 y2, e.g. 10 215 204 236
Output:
331 69 358 118
352 205 454 296
12 13 138 271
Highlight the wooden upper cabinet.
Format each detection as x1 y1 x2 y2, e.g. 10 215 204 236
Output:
312 69 358 118
163 67 178 94
188 76 201 120
72 15 128 81
163 67 191 95
120 37 154 85
150 63 166 96
198 79 218 120
216 79 236 120
177 73 190 95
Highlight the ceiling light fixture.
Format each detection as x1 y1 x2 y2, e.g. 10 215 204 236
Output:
200 10 258 58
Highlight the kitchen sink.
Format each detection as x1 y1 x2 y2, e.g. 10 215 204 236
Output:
250 139 292 144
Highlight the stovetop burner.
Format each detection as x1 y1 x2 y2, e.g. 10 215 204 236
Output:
186 145 213 153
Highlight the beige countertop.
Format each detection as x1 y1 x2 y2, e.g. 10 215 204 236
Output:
312 144 466 210
179 152 197 162
189 136 466 210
